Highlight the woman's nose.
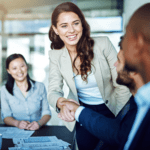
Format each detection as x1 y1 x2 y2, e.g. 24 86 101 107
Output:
18 68 22 73
68 25 75 33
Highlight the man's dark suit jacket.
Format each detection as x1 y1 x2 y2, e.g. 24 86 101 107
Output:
78 96 137 149
120 108 150 150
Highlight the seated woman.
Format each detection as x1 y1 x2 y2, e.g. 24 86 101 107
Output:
1 53 51 130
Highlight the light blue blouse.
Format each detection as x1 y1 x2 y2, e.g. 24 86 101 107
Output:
1 81 51 122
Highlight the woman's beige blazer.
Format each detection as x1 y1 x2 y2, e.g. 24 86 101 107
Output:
48 36 131 131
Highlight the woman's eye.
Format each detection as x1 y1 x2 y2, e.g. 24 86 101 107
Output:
74 22 79 25
61 25 67 28
13 68 16 70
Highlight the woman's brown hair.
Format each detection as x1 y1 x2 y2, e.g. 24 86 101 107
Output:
49 2 94 82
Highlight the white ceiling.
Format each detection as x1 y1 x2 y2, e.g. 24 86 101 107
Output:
0 0 122 20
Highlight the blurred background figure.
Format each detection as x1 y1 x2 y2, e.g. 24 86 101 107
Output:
0 0 149 125
1 53 51 130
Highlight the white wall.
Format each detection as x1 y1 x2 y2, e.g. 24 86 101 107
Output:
123 0 150 30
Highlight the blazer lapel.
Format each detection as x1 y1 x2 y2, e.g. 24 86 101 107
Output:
60 47 78 99
59 46 104 100
92 49 105 99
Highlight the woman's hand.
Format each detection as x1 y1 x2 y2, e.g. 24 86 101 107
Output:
27 121 40 130
57 98 80 122
17 120 30 129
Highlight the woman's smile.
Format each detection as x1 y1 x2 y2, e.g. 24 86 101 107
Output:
67 34 77 41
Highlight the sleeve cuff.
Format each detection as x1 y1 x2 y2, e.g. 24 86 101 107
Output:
42 110 52 117
75 106 85 122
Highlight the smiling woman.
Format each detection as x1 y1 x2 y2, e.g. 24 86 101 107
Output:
52 12 83 49
48 2 130 150
1 54 51 131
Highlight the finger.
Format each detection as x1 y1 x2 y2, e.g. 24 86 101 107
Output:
62 106 74 121
71 111 75 117
58 114 64 120
34 121 39 127
27 123 33 129
20 124 26 129
20 121 26 127
29 123 39 130
29 126 35 130
59 105 74 121
58 113 61 118
68 99 80 105
60 102 72 111
59 101 68 106
21 121 29 128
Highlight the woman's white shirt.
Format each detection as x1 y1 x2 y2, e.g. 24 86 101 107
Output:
74 71 104 105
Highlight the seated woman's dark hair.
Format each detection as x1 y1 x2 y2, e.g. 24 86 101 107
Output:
49 2 94 82
6 53 35 95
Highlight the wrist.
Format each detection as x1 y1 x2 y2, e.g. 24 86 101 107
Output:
75 105 80 112
15 120 20 127
57 97 66 109
36 120 42 128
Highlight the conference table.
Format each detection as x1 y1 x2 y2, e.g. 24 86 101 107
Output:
0 124 75 150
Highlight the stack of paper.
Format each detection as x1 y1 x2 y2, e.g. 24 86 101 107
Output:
8 136 71 150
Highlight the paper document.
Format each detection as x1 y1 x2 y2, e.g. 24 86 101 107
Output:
9 147 71 150
17 141 68 147
11 136 70 150
9 147 64 150
13 136 58 144
0 127 34 139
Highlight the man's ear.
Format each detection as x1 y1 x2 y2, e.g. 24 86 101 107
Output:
52 25 58 35
136 33 145 55
129 72 137 78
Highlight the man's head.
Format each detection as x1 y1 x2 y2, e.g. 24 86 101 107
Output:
122 3 150 83
115 36 135 91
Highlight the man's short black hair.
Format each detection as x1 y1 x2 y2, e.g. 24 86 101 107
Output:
118 36 124 50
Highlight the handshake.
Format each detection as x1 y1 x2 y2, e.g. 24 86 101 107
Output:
57 99 80 122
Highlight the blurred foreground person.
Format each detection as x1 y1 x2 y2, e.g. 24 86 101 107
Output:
121 3 150 150
1 54 51 130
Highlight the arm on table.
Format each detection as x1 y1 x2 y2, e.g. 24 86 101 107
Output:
1 86 30 129
4 117 30 129
27 83 51 130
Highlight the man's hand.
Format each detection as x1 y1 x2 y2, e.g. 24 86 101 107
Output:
58 105 75 122
58 99 80 122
